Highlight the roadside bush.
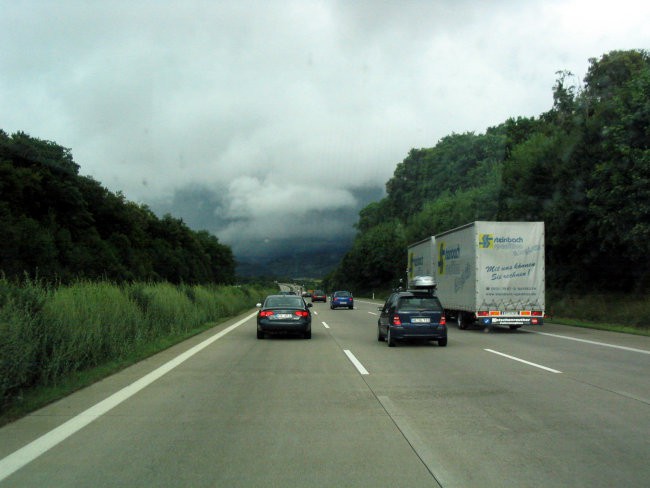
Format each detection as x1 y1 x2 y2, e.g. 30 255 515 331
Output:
0 280 276 416
548 291 650 329
39 282 143 384
0 278 48 403
135 282 201 337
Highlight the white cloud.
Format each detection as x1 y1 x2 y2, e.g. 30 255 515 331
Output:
1 0 649 248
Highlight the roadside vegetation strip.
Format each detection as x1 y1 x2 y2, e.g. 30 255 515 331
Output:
547 292 650 332
0 311 257 483
547 318 650 337
0 279 276 424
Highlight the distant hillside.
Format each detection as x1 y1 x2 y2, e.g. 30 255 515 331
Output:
235 237 352 278
0 131 235 284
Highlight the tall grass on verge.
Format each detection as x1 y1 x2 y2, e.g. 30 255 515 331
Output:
547 291 650 332
0 278 47 408
127 282 200 339
1 278 275 415
39 282 144 385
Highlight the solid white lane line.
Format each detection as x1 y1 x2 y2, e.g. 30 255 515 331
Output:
0 311 257 483
322 322 330 329
485 349 562 373
368 311 378 316
532 331 650 354
344 350 369 375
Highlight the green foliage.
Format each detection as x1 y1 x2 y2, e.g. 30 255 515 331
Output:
39 283 143 382
0 279 48 405
0 278 273 409
0 131 236 285
383 132 507 221
324 220 407 293
329 49 650 294
548 291 650 329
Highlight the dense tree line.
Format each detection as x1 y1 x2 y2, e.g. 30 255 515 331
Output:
0 131 235 284
325 50 650 295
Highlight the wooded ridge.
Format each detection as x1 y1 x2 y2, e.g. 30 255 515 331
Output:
324 50 650 295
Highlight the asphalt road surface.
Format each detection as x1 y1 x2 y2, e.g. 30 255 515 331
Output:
1 298 649 487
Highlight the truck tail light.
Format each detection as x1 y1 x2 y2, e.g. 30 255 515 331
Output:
440 315 446 326
532 310 543 316
477 311 489 317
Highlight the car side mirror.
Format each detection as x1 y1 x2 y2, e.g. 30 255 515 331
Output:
307 303 313 308
256 303 262 308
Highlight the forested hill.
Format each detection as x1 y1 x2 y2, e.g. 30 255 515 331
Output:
0 132 235 284
324 50 650 294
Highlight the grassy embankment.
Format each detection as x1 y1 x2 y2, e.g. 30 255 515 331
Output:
0 279 276 426
546 291 650 336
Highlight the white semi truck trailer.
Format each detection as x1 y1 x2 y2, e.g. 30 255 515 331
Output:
407 221 545 330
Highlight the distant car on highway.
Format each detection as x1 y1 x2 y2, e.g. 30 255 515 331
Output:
311 290 327 302
330 290 354 309
377 290 447 347
256 295 312 339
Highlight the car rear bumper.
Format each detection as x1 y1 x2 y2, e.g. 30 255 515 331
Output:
390 325 446 340
258 320 311 334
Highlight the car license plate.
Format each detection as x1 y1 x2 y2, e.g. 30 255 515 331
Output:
275 313 293 319
412 317 430 323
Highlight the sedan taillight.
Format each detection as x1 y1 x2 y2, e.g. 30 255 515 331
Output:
294 310 309 317
259 310 274 317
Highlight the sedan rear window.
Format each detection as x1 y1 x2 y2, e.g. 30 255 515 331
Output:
265 297 303 308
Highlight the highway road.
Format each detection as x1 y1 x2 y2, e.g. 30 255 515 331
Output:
1 297 649 487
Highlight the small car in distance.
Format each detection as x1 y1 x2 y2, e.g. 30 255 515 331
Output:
311 290 327 302
330 290 354 309
377 291 447 347
256 295 313 339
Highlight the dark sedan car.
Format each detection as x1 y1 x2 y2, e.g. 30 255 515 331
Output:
330 290 354 309
377 291 447 347
256 295 313 339
311 290 327 302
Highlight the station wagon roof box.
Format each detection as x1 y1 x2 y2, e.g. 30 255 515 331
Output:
409 276 437 289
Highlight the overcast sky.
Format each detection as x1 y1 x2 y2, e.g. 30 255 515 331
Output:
2 0 648 255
